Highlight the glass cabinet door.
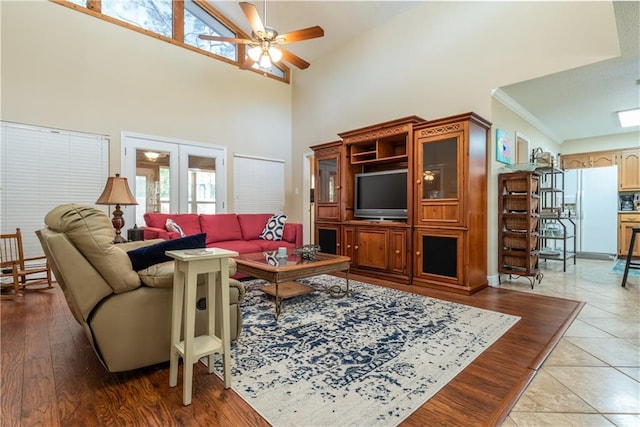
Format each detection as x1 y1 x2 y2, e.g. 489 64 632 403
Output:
415 131 464 226
421 136 458 200
317 157 338 203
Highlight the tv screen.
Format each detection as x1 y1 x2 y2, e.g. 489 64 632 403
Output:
354 169 408 220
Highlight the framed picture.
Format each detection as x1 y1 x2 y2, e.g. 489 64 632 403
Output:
496 128 513 164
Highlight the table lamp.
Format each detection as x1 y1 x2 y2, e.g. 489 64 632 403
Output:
96 173 138 243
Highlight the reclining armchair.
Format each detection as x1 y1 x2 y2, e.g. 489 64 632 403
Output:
37 204 246 372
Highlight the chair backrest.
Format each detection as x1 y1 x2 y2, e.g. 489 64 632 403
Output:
0 228 25 272
44 204 141 293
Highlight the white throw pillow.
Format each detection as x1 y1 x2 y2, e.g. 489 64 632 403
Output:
259 214 287 241
165 218 186 237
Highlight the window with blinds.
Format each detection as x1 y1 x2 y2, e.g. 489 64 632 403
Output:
0 122 109 257
233 155 284 214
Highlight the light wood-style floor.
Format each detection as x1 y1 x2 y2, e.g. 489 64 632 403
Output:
3 259 633 426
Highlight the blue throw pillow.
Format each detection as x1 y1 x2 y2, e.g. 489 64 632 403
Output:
127 233 206 271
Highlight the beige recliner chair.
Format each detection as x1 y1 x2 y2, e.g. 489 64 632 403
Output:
37 204 245 372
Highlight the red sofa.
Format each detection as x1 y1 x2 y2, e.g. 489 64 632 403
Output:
141 212 303 254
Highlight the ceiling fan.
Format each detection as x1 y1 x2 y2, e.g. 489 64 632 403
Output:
198 1 324 70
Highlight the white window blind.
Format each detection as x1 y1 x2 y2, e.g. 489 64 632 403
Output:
233 155 284 214
1 122 109 258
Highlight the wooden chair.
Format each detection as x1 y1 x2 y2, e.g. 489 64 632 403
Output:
1 228 53 300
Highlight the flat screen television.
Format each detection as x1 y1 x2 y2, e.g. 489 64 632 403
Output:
354 169 408 220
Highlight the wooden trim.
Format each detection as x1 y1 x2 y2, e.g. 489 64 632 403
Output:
86 0 99 12
172 0 184 42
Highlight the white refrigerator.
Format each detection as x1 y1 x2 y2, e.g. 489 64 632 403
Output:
564 165 618 255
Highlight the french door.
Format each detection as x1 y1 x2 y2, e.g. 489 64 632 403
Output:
122 132 227 229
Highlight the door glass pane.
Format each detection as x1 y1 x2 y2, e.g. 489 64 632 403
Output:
422 137 458 199
135 149 171 224
318 158 337 203
188 155 216 214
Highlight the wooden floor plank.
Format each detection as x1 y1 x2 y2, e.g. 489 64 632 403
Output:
0 274 582 426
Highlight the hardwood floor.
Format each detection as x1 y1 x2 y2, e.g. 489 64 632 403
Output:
1 271 583 427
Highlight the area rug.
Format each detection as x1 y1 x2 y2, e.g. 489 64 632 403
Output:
215 275 520 427
610 259 640 277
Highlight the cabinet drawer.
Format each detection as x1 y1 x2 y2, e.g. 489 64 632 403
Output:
620 213 640 223
317 205 340 221
416 203 461 225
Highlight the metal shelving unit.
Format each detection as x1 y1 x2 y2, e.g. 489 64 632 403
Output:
536 165 576 272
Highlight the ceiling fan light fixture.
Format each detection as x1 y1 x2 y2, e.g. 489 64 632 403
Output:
248 45 262 61
269 46 282 62
144 151 160 161
259 52 273 69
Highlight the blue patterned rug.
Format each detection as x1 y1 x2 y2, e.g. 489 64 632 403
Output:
215 275 520 426
610 259 640 277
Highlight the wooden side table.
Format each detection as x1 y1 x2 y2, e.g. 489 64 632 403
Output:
165 248 239 405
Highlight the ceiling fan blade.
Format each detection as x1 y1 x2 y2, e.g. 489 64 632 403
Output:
198 35 254 44
240 56 255 70
276 26 324 45
281 48 310 70
240 2 266 36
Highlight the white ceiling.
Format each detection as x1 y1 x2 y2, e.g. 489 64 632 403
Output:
209 1 640 143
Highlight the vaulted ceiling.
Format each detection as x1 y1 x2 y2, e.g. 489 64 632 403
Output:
210 1 639 143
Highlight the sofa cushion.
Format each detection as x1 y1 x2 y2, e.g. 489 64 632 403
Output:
44 204 141 294
207 240 262 254
282 223 296 243
237 213 273 241
137 261 175 288
199 214 243 244
259 214 287 241
137 258 239 289
250 240 297 252
127 233 206 271
143 213 201 236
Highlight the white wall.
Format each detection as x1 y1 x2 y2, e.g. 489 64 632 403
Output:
289 1 620 274
1 1 293 215
561 132 640 154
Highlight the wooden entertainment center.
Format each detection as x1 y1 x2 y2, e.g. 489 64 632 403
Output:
311 113 491 294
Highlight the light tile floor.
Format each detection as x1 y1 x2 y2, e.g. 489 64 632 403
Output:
499 258 640 427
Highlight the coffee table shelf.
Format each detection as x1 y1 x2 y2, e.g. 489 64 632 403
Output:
234 250 351 319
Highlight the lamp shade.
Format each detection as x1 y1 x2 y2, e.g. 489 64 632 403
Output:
96 174 138 206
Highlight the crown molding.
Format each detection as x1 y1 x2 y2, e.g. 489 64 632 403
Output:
492 88 562 143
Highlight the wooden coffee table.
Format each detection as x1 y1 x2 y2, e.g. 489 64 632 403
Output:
234 251 351 320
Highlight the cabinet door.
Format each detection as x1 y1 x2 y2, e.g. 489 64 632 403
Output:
389 229 408 276
561 154 589 169
354 227 389 271
590 151 617 168
315 223 341 255
413 228 464 286
619 149 640 191
342 226 355 260
315 154 341 221
619 214 640 257
415 130 463 226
